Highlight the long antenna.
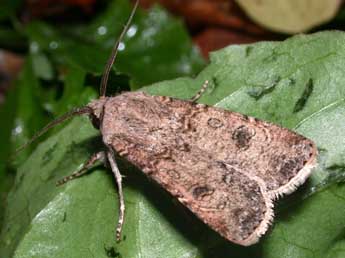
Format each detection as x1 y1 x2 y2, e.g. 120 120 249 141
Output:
99 0 139 97
14 107 93 154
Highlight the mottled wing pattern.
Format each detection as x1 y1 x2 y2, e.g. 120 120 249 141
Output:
100 91 317 245
185 99 317 198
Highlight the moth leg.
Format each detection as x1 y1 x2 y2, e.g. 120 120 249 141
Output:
107 148 125 242
190 80 209 102
56 151 106 186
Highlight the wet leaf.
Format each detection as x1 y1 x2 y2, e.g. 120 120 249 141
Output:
2 31 345 257
31 53 54 80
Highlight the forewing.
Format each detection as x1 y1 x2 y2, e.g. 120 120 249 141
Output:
101 92 316 244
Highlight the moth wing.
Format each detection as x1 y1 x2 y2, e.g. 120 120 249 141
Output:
102 92 316 244
182 101 318 198
152 161 274 246
119 143 273 245
102 92 317 199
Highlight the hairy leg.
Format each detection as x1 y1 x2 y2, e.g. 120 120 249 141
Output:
56 151 106 186
107 148 125 242
190 80 210 102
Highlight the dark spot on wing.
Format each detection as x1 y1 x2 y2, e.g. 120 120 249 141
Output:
279 157 304 179
167 169 180 179
232 125 255 150
207 117 223 128
192 185 214 200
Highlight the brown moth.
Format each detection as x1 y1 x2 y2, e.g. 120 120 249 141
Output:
18 0 317 247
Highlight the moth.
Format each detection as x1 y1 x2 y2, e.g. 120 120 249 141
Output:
18 0 317 246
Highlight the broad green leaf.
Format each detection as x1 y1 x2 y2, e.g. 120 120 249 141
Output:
0 118 202 258
2 31 345 257
261 100 345 258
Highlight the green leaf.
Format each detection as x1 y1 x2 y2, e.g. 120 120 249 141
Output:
0 118 202 258
0 86 17 229
24 0 205 88
6 57 48 166
0 56 46 233
3 31 345 257
31 53 54 81
54 65 97 116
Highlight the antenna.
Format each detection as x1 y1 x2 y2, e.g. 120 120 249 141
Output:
99 0 139 97
14 107 92 155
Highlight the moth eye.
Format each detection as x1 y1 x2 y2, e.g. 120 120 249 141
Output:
192 185 214 200
207 117 223 128
232 125 256 149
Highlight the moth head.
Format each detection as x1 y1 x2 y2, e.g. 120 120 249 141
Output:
87 97 108 129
